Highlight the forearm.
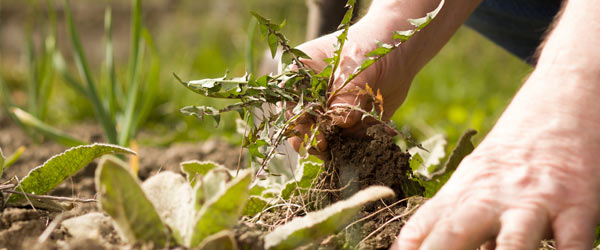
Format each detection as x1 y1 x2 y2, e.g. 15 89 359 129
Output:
486 0 600 164
353 0 482 76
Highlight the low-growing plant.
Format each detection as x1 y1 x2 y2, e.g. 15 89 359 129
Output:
93 155 395 249
8 0 159 147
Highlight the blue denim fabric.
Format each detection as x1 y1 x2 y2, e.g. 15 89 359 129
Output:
465 0 563 64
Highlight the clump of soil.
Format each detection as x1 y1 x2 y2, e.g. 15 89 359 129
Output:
319 124 422 204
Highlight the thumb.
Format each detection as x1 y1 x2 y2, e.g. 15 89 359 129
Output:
329 91 370 129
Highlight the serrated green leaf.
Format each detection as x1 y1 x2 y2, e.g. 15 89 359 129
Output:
248 139 267 159
414 130 477 197
96 156 170 247
444 129 477 171
8 143 135 203
142 171 194 245
365 43 393 57
180 160 222 187
281 161 322 199
264 186 395 250
408 134 447 179
392 30 416 42
289 48 311 59
267 34 278 58
408 0 444 30
243 195 269 217
189 170 252 247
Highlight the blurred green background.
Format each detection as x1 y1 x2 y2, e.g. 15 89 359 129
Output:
0 0 531 147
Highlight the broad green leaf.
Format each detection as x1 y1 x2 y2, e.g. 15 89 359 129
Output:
142 171 194 245
96 156 170 247
197 230 239 250
11 107 87 147
281 161 322 199
8 143 135 203
408 134 447 179
180 160 222 186
189 170 252 247
264 186 395 250
243 195 269 217
201 169 232 205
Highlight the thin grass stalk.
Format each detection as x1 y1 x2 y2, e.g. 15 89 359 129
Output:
11 107 87 147
25 33 39 118
38 0 58 121
118 0 143 146
64 0 118 144
132 29 159 134
104 7 118 118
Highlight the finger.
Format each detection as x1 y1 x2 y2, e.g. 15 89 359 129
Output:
393 199 445 250
288 121 327 154
480 240 496 250
419 200 500 250
495 208 549 250
553 207 597 250
329 92 371 129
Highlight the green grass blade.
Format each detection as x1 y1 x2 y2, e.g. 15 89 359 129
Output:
118 0 143 146
132 29 158 136
53 52 88 96
64 0 118 144
25 33 39 118
37 0 58 121
104 7 118 118
3 146 25 170
11 107 87 147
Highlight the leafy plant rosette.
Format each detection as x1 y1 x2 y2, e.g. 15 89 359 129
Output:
90 155 397 249
175 0 445 173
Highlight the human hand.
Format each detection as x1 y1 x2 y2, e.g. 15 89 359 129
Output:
286 18 417 157
392 71 600 249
